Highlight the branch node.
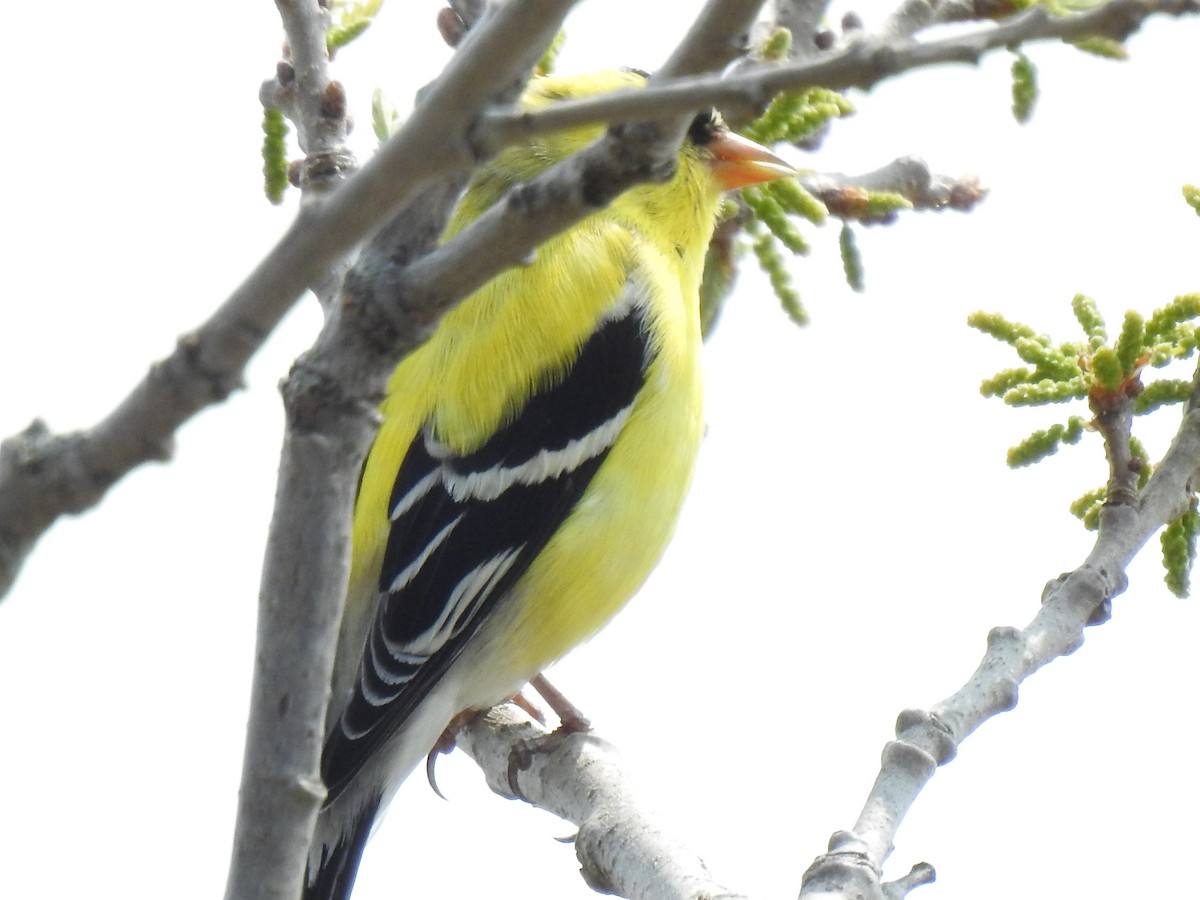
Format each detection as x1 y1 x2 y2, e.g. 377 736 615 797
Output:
1 424 107 512
298 148 357 190
802 830 882 900
173 332 245 403
280 355 379 439
893 710 955 766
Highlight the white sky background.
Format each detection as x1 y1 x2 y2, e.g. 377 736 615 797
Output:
1 2 1198 899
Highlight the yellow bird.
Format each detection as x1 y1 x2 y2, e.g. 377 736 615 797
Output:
304 69 793 900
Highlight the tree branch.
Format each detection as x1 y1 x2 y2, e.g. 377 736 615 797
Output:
266 0 354 189
477 0 1199 149
657 0 767 77
801 156 987 218
456 706 747 900
262 0 356 308
799 400 1200 898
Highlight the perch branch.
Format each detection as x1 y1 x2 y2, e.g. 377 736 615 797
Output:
457 705 747 900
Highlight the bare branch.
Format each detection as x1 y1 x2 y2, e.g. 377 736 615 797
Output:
457 705 747 900
262 0 358 308
658 0 769 77
801 157 987 219
478 0 1199 149
874 0 940 40
266 0 355 190
799 404 1200 898
872 0 1057 41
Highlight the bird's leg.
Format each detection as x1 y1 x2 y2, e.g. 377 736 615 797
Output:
509 689 548 726
529 673 591 734
502 676 596 794
425 677 591 798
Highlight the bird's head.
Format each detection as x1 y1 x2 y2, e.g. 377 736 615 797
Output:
449 69 793 259
515 68 794 193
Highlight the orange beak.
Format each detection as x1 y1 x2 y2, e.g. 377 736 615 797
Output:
707 130 795 191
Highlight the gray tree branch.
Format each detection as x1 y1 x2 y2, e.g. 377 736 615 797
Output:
478 0 1198 148
457 705 747 900
799 382 1200 899
801 157 987 219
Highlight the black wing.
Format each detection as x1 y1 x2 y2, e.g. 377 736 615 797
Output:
321 298 650 799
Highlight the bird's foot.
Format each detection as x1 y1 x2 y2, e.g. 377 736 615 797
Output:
425 708 481 799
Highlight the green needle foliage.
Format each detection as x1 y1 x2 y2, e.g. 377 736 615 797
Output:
1009 26 1128 125
738 177 825 325
1010 49 1038 123
742 87 855 147
1162 502 1200 597
758 25 792 60
1069 486 1106 531
741 185 811 255
732 27 857 322
1068 35 1128 59
1006 416 1088 468
972 292 1200 593
746 217 806 326
1185 185 1200 216
262 107 289 205
971 293 1200 466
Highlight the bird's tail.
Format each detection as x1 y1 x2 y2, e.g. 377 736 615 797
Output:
301 792 382 900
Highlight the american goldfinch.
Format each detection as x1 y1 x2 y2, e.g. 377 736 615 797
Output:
304 69 793 900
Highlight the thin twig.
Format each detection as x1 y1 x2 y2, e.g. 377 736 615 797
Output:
801 157 986 217
477 0 1199 149
268 0 354 186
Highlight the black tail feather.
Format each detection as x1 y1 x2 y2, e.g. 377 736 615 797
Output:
301 793 382 900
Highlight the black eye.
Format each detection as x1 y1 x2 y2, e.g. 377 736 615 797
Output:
687 109 723 146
